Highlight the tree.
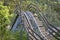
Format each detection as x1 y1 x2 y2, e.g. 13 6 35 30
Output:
0 1 27 40
0 1 14 40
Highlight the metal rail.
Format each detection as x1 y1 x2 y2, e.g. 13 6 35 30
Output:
26 3 60 40
25 11 48 40
48 29 60 40
10 14 19 30
28 27 43 40
23 11 43 40
26 3 60 32
24 12 38 40
10 3 60 40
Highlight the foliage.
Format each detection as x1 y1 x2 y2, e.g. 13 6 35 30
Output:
0 1 14 27
0 0 60 40
0 1 14 40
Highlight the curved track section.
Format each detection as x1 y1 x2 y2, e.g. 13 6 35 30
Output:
26 3 60 40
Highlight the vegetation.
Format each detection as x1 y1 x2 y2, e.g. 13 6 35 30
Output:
0 1 27 40
0 0 60 40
